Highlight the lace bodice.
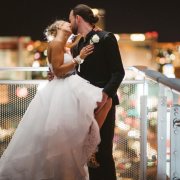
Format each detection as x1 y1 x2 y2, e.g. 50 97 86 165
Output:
48 53 76 76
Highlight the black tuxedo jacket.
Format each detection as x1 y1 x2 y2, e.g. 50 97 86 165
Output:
71 30 125 105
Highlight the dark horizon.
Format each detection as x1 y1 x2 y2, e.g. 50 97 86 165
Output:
0 0 180 42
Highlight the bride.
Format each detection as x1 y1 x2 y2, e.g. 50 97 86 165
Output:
0 20 112 180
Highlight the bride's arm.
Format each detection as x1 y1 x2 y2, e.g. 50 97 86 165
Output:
49 41 94 77
48 41 76 77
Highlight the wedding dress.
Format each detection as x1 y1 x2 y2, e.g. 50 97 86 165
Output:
0 53 102 180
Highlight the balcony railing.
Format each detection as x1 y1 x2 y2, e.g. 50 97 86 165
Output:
0 66 180 180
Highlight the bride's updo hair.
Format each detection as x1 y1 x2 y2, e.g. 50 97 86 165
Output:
72 4 99 25
44 20 65 41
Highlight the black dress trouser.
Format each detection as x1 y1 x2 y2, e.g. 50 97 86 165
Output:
89 105 117 180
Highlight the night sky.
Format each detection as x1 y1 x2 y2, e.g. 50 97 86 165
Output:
0 0 180 42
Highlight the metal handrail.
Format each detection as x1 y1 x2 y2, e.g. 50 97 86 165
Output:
0 66 179 92
134 66 180 92
0 67 49 71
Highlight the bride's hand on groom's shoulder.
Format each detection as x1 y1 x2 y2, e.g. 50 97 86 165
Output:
93 26 102 32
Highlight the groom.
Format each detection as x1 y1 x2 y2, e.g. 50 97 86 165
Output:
69 4 125 180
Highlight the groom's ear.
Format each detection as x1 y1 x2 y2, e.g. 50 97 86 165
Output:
76 15 83 23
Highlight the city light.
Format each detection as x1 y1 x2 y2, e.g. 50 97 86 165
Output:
91 8 99 16
130 34 145 41
16 87 28 98
32 60 40 67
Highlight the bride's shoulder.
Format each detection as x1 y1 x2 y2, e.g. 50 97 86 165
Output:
47 41 64 58
48 40 64 49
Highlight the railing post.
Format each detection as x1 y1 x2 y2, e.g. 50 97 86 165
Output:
170 103 180 180
157 84 167 180
140 95 148 180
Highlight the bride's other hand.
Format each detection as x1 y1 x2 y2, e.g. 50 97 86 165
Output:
93 26 102 32
48 69 54 81
80 44 94 59
95 92 109 114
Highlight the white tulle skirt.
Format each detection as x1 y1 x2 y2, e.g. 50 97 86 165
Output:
0 74 102 180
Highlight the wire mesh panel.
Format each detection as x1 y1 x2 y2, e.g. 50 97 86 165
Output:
0 83 39 157
114 82 142 180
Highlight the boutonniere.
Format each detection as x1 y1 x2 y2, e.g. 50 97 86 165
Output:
90 34 100 44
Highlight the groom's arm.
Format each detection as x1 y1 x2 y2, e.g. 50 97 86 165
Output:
103 33 125 98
